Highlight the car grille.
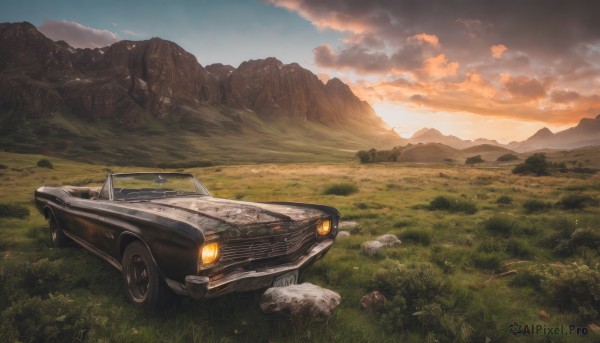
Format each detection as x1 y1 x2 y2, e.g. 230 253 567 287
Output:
219 224 316 262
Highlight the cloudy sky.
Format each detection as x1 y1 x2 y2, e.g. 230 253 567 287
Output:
2 0 600 142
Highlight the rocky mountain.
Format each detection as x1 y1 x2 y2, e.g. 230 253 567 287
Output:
408 128 501 149
0 21 398 164
508 115 600 152
0 21 385 128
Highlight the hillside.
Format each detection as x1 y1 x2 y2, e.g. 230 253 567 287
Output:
0 22 402 165
508 115 600 152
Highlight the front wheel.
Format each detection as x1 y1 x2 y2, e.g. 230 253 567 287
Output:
47 211 68 247
122 241 172 310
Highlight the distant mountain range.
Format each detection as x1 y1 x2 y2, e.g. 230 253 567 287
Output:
407 115 600 152
0 22 401 165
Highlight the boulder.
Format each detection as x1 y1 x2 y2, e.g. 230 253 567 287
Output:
260 283 341 319
360 291 387 313
361 240 384 256
337 231 351 239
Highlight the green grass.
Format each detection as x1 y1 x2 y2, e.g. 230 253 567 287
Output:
1 151 600 342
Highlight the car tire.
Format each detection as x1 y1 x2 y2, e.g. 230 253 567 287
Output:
48 211 69 248
122 241 172 310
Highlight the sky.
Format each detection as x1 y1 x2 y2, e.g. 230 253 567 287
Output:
2 0 600 142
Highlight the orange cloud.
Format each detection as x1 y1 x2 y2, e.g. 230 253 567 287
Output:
490 44 508 59
408 33 440 48
420 54 459 79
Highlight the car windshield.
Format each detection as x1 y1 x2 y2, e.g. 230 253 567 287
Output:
112 173 210 200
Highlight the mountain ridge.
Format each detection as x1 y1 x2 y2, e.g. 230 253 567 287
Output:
408 115 600 152
0 21 402 164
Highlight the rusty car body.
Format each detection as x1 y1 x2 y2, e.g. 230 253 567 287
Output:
34 172 339 309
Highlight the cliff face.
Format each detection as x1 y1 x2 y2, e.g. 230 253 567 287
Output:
0 22 383 128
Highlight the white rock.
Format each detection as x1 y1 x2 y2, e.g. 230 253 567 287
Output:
361 240 384 256
260 283 341 318
337 231 351 239
377 234 401 246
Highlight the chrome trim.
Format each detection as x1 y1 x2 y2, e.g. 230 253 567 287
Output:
63 230 122 272
183 239 334 299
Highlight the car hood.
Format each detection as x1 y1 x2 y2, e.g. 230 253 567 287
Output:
145 196 324 226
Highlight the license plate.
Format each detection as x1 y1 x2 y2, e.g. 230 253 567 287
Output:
272 270 298 287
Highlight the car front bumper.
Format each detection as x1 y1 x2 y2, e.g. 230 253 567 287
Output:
181 239 334 299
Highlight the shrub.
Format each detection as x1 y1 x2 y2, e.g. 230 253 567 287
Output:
470 252 502 270
540 263 600 321
374 261 450 332
557 194 599 210
429 196 451 210
550 228 600 257
505 238 534 258
36 159 53 169
483 215 518 236
322 183 358 196
374 261 448 303
0 294 91 343
512 153 549 176
497 153 519 162
429 196 477 214
0 203 30 219
356 150 371 164
523 199 551 213
465 155 484 165
399 229 432 245
496 195 513 205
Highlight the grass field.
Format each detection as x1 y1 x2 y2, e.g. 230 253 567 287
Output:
1 151 599 342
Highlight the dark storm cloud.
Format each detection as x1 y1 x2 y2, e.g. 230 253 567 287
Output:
268 0 600 56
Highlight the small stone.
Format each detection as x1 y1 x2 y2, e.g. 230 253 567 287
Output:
361 240 384 256
360 291 387 313
337 231 351 239
377 234 401 247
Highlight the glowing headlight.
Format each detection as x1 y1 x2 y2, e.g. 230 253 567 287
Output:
200 242 219 264
317 219 332 236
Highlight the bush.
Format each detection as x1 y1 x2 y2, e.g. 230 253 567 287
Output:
512 153 549 176
0 294 91 343
465 155 484 165
470 252 502 270
399 229 432 245
557 194 599 210
540 263 600 321
497 153 519 162
374 261 448 303
429 196 477 214
36 159 53 169
429 196 451 210
322 183 358 196
0 203 30 219
374 261 453 333
523 199 552 213
483 215 518 236
505 238 534 258
550 228 600 257
496 195 513 205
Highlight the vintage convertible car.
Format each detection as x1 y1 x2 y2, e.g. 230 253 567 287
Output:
34 172 339 309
